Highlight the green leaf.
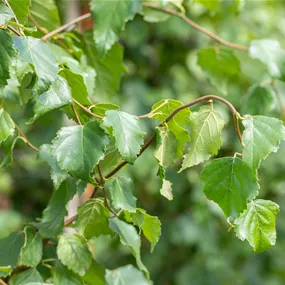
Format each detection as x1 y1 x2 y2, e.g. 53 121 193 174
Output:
109 218 149 277
9 268 43 285
57 234 92 276
201 157 259 218
179 106 225 172
242 115 285 171
90 0 142 56
9 0 31 24
235 199 279 253
39 144 70 189
197 48 240 93
91 103 120 117
249 39 285 80
75 199 111 239
54 262 83 285
0 31 16 91
0 266 12 277
194 0 219 10
106 177 137 213
160 179 173 201
242 85 275 115
0 109 15 143
103 110 145 164
106 265 152 285
34 178 78 237
0 231 25 277
83 33 125 98
83 260 106 285
13 36 59 91
152 99 190 157
29 75 72 122
52 120 109 181
20 226 42 267
30 0 61 32
0 3 14 25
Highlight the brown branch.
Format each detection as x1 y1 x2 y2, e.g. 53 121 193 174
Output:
42 13 91 42
2 0 23 35
29 14 49 34
73 98 103 119
72 104 82 125
97 165 105 185
13 122 39 152
7 25 21 36
142 3 248 52
64 215 77 227
106 95 242 178
0 279 7 285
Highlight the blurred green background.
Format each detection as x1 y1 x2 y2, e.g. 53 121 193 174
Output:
1 0 285 284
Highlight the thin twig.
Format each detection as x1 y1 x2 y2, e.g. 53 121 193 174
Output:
138 101 168 119
7 25 21 36
142 3 248 52
106 95 242 178
29 14 49 34
72 104 82 125
102 186 118 217
42 12 91 42
13 122 39 152
2 0 23 35
97 165 105 186
73 98 103 119
64 215 77 227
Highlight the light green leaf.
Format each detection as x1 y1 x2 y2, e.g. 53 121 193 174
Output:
194 0 219 10
104 110 145 164
0 231 25 277
242 115 285 171
91 103 120 117
201 157 259 218
29 75 72 122
20 226 42 267
197 48 240 93
180 106 225 172
152 99 190 157
57 234 92 276
106 177 137 213
83 260 105 285
30 0 61 32
83 33 125 98
106 265 152 285
249 39 285 80
54 262 84 285
9 268 43 285
160 179 173 201
0 210 22 239
0 30 16 91
0 109 15 143
9 0 31 24
90 0 142 56
34 178 78 237
13 36 58 91
235 199 279 253
75 199 111 239
109 218 149 277
242 85 275 115
0 266 11 277
52 120 109 181
39 144 70 189
0 3 14 25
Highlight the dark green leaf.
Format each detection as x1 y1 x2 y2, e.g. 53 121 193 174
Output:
90 0 142 56
235 199 279 253
103 110 145 164
57 234 92 276
54 262 84 285
9 268 43 285
201 157 259 218
20 226 42 267
52 120 109 181
0 109 15 143
83 260 106 285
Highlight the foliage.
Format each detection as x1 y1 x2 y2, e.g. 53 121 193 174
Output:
1 0 285 284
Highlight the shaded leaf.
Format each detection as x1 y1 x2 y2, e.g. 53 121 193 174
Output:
180 106 225 172
54 262 84 285
201 157 259 218
9 268 43 285
57 234 92 276
235 199 279 253
83 260 106 285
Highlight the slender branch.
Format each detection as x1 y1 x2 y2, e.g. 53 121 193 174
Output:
0 279 7 285
72 104 82 125
64 215 77 227
40 4 247 52
106 95 242 178
42 13 91 42
29 14 49 34
7 25 21 36
102 186 117 216
2 0 23 35
97 165 105 185
13 122 39 152
142 3 248 52
73 98 103 119
138 101 168 119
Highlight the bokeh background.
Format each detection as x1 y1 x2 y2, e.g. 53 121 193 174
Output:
1 0 285 284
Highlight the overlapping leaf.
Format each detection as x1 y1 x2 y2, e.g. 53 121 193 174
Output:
52 120 109 181
180 106 225 172
242 115 285 172
83 261 106 285
9 268 43 285
0 109 15 143
103 110 145 164
54 262 83 285
201 157 259 218
235 199 279 252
